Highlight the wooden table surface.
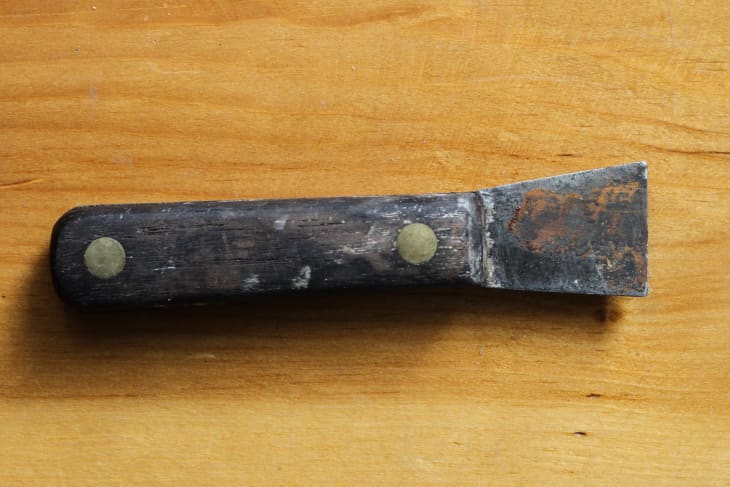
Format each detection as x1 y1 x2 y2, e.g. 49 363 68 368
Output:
1 1 729 485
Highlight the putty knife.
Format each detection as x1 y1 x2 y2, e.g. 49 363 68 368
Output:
51 162 648 310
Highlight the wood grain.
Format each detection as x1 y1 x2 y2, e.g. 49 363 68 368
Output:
1 1 729 484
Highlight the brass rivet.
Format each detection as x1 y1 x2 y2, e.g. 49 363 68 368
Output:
84 237 126 279
396 223 438 265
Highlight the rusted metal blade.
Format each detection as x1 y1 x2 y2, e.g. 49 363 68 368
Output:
479 162 648 296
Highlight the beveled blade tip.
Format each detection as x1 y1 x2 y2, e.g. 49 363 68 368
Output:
479 163 648 296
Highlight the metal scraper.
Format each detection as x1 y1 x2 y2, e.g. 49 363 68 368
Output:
50 162 648 310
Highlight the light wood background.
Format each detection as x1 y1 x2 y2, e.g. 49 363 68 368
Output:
1 1 729 485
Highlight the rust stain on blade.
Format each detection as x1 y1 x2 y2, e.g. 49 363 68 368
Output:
481 162 648 296
513 182 640 251
511 182 646 294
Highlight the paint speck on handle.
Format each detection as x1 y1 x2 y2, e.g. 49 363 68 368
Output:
291 266 311 289
274 217 288 231
242 274 259 291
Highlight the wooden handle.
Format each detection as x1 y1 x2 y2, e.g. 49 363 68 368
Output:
50 194 482 310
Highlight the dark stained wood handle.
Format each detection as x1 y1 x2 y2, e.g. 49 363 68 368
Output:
50 193 482 310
